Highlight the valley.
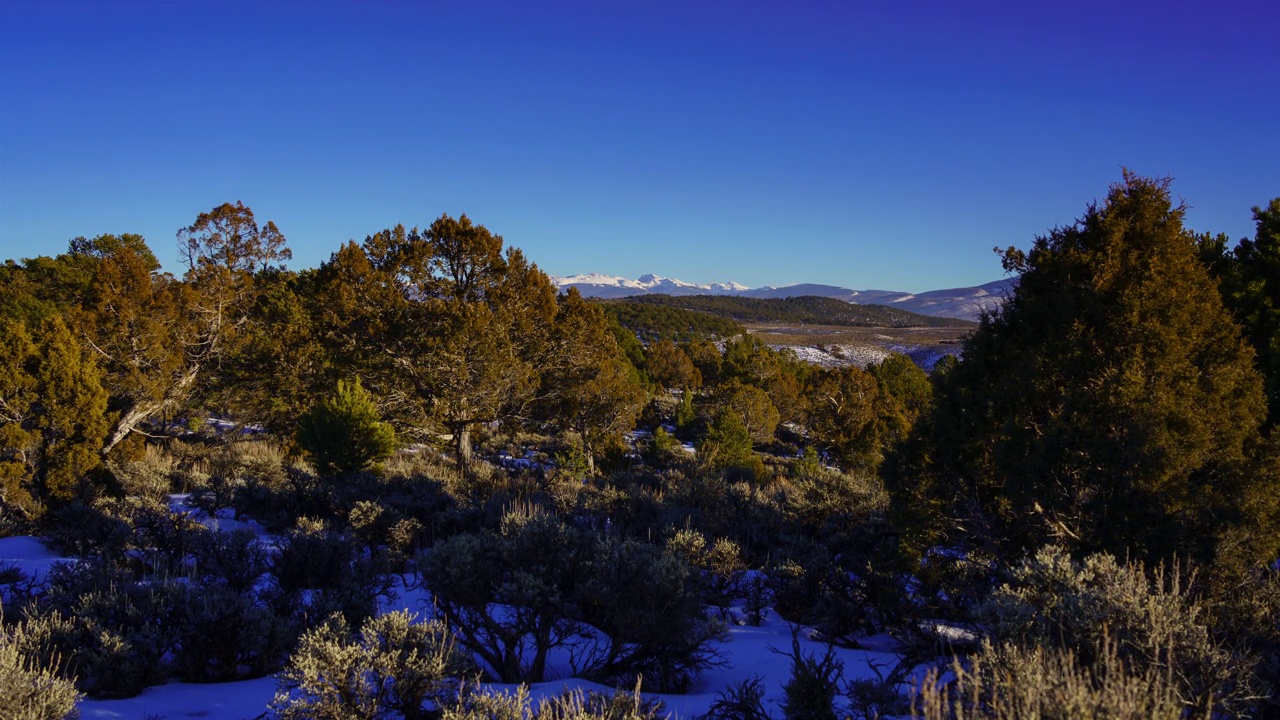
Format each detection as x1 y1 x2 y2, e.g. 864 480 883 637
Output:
747 323 971 369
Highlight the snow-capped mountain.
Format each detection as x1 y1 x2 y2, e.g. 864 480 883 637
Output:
550 273 1017 321
554 273 753 298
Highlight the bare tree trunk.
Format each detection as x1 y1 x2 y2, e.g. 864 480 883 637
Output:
101 364 200 455
454 424 473 477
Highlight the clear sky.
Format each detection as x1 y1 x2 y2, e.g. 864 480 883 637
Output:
2 0 1276 292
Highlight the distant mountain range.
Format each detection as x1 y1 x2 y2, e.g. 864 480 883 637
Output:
551 273 1017 322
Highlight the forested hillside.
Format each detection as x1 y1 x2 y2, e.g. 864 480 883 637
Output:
598 299 747 342
622 294 976 328
3 175 1280 719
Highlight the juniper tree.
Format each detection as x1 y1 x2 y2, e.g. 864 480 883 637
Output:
887 173 1276 570
0 316 109 513
541 289 646 475
803 365 882 471
1205 198 1280 429
318 217 557 476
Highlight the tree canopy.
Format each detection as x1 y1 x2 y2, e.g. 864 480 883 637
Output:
887 173 1277 570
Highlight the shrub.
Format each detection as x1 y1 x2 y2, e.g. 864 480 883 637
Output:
271 517 394 628
911 638 1195 720
779 633 842 720
979 546 1244 716
442 684 531 720
172 582 298 683
664 530 745 622
421 507 592 684
698 676 773 720
768 544 870 644
1211 566 1280 718
423 507 723 690
15 603 171 699
0 628 80 720
21 560 184 698
443 681 665 720
576 536 726 692
537 682 666 720
271 611 473 720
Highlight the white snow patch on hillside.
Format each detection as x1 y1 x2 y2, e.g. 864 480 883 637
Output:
775 344 893 369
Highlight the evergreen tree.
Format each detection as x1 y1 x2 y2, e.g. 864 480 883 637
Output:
0 316 109 513
296 377 396 477
32 316 108 502
328 217 558 476
1213 198 1280 428
32 316 109 502
645 339 701 391
716 381 780 446
65 234 195 456
887 173 1275 568
701 410 755 470
541 289 647 475
803 365 881 471
0 321 39 515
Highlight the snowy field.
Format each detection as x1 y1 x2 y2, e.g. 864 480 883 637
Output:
1 496 915 720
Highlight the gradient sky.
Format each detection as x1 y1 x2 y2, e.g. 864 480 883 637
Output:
2 1 1277 292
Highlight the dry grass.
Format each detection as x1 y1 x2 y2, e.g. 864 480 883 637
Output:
911 637 1200 720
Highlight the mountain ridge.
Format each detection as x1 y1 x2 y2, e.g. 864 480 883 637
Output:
552 273 1017 321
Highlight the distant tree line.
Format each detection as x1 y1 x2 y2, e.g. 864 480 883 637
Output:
597 300 747 343
622 294 975 328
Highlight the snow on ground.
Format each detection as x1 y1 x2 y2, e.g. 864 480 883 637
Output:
4 494 916 719
70 599 910 719
169 493 268 535
78 677 279 720
0 535 75 593
778 344 893 369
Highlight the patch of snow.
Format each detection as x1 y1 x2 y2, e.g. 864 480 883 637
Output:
0 535 73 591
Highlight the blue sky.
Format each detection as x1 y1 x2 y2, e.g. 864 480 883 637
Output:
2 1 1276 292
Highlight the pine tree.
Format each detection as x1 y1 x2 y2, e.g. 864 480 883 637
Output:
887 173 1274 568
296 377 396 477
702 410 755 470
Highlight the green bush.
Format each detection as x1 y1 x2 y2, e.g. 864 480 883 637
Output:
296 377 396 477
